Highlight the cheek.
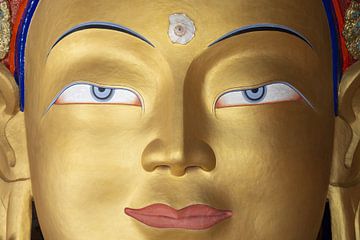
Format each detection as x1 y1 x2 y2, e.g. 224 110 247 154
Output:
26 97 334 239
28 106 147 236
208 103 333 237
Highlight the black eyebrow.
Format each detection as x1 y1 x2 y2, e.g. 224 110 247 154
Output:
50 21 155 51
209 23 312 48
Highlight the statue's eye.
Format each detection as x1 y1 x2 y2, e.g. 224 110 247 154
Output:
53 83 142 106
243 87 267 103
91 86 114 101
215 83 303 109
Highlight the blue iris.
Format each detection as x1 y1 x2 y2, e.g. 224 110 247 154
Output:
91 86 114 101
243 86 267 103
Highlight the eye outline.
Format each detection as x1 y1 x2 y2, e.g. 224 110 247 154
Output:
47 81 144 112
213 81 314 111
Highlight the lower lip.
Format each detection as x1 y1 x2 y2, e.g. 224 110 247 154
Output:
125 204 232 230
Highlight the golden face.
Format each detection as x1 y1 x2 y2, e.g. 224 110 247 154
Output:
24 0 334 239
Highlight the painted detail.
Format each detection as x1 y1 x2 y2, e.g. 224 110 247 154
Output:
215 82 311 109
168 13 195 45
48 83 142 110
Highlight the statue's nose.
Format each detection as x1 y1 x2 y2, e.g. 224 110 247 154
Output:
141 138 216 177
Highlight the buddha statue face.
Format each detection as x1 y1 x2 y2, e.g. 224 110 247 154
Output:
0 0 359 239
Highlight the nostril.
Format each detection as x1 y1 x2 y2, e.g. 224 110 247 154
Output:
185 165 212 173
142 139 188 175
187 140 216 172
141 138 217 176
141 139 166 172
143 164 167 173
156 165 171 172
144 164 172 173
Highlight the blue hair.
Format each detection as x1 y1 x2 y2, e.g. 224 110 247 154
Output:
322 0 342 115
14 0 39 111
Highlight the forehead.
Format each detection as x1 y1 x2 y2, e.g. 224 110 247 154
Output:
28 0 328 56
23 0 334 124
25 0 332 100
25 0 332 116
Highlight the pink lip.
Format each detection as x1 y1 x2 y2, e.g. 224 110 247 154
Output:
124 204 232 230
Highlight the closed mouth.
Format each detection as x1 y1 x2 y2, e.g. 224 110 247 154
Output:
125 203 232 230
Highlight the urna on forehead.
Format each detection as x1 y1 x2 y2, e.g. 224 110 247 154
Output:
0 0 358 112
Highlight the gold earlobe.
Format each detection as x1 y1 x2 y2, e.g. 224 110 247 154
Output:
0 180 32 240
0 62 31 239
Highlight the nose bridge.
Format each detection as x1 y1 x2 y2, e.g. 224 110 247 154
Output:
141 86 216 176
166 98 185 161
142 97 187 176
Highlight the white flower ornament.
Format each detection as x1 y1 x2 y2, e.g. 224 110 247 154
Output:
168 13 196 45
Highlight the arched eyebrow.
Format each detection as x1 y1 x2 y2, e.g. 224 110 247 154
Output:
50 21 155 51
209 23 312 48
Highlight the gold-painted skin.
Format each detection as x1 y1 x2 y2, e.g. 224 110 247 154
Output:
0 0 360 239
0 0 10 60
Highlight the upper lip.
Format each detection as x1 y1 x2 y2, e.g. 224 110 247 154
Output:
125 203 232 230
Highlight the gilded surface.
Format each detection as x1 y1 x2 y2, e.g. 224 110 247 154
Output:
0 0 10 60
0 1 360 240
344 1 360 60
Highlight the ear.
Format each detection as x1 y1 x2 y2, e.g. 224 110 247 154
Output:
329 61 360 240
331 61 360 185
0 64 32 240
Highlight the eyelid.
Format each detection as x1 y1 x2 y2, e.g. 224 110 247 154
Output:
47 81 144 112
214 81 314 110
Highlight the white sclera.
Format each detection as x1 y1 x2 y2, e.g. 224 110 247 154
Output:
55 84 141 106
216 83 303 108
